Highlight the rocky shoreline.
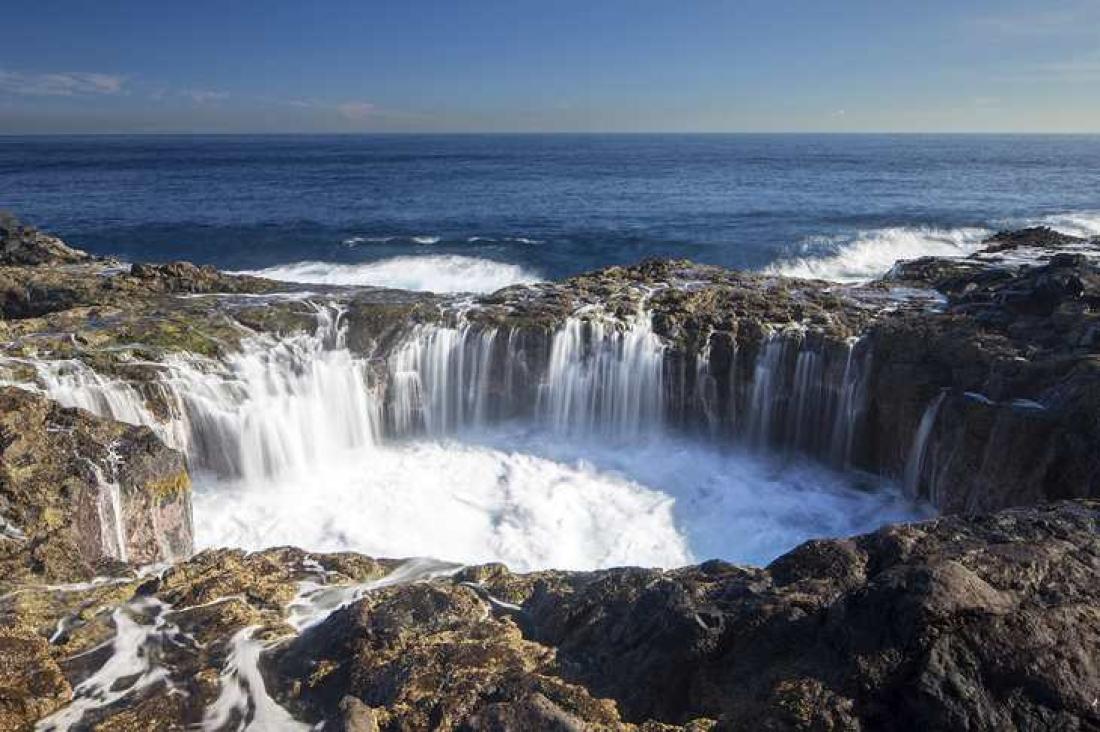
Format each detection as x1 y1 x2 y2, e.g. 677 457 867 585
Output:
1 213 1098 730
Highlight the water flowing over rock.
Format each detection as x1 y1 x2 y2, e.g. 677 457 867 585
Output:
1 501 1096 730
0 387 191 584
3 227 1097 515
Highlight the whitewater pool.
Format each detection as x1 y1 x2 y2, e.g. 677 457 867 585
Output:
191 428 926 571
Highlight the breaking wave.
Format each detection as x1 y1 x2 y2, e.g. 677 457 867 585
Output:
1030 211 1100 239
239 255 542 293
767 226 991 283
767 211 1100 284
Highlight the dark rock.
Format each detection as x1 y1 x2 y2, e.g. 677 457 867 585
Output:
127 260 274 294
262 501 1100 731
0 212 92 266
982 226 1085 254
0 502 1095 730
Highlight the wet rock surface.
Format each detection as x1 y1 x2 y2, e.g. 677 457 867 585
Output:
0 502 1095 730
0 387 191 585
866 228 1100 509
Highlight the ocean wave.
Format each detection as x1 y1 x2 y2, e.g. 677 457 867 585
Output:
240 255 542 293
766 226 991 283
342 235 395 246
1029 211 1100 239
466 236 543 245
341 234 440 247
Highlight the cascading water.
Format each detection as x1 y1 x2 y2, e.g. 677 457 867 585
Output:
87 445 128 563
157 304 380 481
387 321 507 435
735 331 871 466
4 298 927 571
904 390 947 499
537 311 665 440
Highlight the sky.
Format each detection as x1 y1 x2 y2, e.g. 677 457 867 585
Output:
1 0 1099 134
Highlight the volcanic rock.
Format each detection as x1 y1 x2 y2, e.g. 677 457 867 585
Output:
0 387 192 585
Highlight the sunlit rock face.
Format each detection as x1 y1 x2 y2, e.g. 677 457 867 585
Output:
0 387 191 584
3 502 1097 730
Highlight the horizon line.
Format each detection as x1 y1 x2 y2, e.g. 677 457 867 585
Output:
3 130 1100 138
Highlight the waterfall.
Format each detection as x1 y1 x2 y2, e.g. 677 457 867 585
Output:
158 305 380 480
30 359 189 451
88 445 128 563
12 301 877 483
387 322 508 435
537 312 665 440
904 391 947 498
21 304 382 483
738 331 870 465
386 309 667 441
828 343 871 468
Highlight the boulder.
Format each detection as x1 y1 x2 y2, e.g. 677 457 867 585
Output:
0 212 91 266
0 387 192 585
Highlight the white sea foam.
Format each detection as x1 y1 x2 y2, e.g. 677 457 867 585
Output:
1030 211 1100 239
192 438 691 572
466 236 542 245
767 226 991 283
191 429 924 572
239 255 541 293
767 211 1100 284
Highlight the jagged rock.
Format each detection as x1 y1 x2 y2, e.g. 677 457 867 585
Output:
0 494 1096 730
863 239 1100 510
0 212 92 266
982 226 1087 253
0 387 192 585
262 501 1099 730
128 261 275 294
0 625 71 731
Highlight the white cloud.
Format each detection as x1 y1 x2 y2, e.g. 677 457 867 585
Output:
183 89 230 104
0 69 125 96
338 101 376 120
972 7 1100 36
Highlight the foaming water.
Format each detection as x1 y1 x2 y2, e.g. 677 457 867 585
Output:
1031 211 1100 239
767 226 991 282
238 255 542 293
192 429 923 570
192 437 692 572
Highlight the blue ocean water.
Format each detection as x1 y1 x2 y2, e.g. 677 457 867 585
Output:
2 134 1098 290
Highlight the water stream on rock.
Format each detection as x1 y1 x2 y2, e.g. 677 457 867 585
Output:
7 303 929 571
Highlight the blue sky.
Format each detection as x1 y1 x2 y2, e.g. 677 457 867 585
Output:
2 0 1099 133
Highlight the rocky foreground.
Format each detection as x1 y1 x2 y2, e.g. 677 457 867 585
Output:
0 214 1098 730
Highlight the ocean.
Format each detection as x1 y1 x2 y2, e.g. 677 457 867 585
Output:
3 133 1099 292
